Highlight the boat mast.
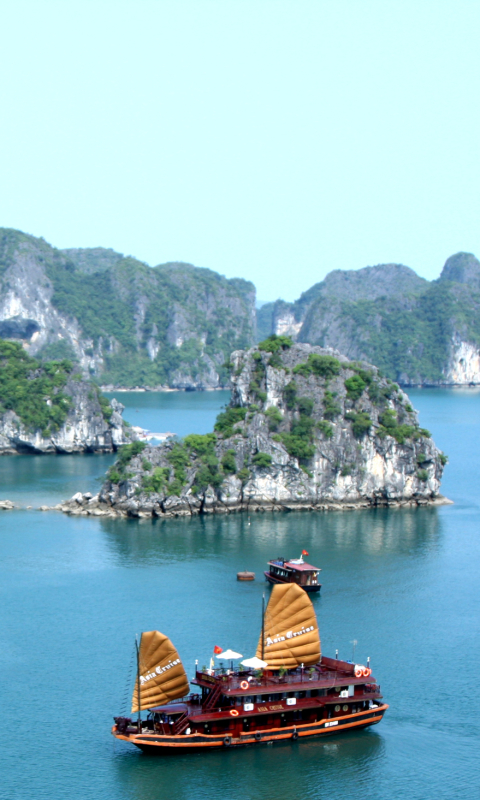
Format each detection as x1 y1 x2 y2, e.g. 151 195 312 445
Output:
261 593 265 661
135 635 141 733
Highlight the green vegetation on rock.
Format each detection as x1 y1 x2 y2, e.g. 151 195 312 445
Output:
142 467 170 494
251 452 273 468
284 381 297 409
323 391 341 420
214 407 247 437
258 334 293 353
317 420 333 438
108 440 147 483
293 354 341 379
265 406 283 431
221 449 237 474
345 375 367 401
345 411 372 438
0 339 73 435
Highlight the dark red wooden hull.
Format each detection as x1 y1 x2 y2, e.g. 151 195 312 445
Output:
112 704 387 752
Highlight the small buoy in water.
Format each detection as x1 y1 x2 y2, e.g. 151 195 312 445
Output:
237 571 255 581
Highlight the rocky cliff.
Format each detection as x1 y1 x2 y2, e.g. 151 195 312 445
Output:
0 228 256 389
258 254 480 386
0 339 130 454
61 339 447 518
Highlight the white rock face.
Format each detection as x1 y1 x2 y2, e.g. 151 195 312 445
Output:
0 382 131 455
274 312 302 339
0 244 108 376
445 340 480 384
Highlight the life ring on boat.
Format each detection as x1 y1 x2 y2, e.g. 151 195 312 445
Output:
292 731 298 740
363 668 371 677
354 666 363 678
229 709 239 717
240 680 249 690
223 736 232 746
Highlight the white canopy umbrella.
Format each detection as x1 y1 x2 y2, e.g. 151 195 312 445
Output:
240 656 268 669
216 649 243 670
216 649 243 660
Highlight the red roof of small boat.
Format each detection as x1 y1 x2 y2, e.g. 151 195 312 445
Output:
284 561 320 571
268 559 321 571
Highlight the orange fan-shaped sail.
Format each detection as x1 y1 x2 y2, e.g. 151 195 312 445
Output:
256 584 321 669
131 631 190 713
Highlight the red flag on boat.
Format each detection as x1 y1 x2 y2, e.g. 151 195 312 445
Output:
302 550 309 556
213 645 223 654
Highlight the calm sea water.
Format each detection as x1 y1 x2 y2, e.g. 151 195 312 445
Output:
0 389 479 800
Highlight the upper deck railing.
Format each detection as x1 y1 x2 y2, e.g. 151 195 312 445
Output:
193 663 377 693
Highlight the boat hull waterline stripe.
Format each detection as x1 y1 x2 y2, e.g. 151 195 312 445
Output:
112 705 388 750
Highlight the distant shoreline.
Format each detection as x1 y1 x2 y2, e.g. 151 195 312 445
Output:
33 493 454 519
100 386 228 393
100 384 480 393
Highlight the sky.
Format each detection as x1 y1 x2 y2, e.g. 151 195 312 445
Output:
1 0 479 302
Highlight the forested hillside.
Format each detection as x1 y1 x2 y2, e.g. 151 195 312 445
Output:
2 225 480 388
0 229 256 388
258 254 480 385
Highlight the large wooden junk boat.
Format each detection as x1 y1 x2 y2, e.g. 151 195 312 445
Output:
265 551 322 592
112 584 387 752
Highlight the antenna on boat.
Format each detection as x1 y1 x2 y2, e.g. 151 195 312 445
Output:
261 593 265 662
351 639 358 662
135 634 141 734
335 649 339 660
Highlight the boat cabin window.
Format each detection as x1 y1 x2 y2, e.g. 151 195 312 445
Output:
271 566 289 578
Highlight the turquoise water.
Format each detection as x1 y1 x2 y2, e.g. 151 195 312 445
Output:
0 389 479 799
104 389 231 439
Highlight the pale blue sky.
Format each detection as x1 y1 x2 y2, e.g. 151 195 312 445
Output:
1 0 479 301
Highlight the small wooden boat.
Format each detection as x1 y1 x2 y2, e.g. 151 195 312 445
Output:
237 571 255 581
265 552 321 592
111 584 387 752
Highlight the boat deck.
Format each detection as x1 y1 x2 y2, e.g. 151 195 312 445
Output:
194 673 374 695
192 659 371 696
144 660 382 724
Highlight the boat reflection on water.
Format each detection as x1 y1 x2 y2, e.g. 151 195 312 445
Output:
113 730 385 800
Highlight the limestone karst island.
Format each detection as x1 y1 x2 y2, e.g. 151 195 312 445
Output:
61 339 448 519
